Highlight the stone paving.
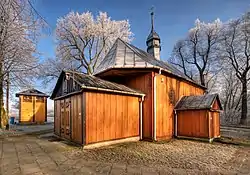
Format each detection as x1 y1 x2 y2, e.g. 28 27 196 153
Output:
0 123 53 137
0 134 250 175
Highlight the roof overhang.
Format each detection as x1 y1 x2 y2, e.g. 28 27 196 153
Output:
95 67 207 90
16 93 49 98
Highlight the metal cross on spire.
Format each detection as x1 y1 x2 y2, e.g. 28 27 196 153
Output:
150 6 155 31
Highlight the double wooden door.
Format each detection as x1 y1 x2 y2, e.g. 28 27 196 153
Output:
60 98 71 140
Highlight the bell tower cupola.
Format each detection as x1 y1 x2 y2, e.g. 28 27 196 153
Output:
146 8 161 60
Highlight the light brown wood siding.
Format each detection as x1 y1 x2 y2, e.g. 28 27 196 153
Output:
85 91 140 144
124 73 153 140
211 111 220 138
19 95 47 123
155 73 205 140
177 110 209 138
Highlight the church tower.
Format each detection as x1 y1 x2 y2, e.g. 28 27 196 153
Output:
146 10 161 60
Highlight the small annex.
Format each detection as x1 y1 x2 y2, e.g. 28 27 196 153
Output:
174 94 222 141
16 89 49 124
51 70 145 145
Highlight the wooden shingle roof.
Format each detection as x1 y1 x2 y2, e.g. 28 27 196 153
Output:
50 70 145 99
16 89 49 97
94 38 206 89
175 94 222 111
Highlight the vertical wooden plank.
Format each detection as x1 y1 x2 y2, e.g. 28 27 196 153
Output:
96 93 103 142
89 92 94 143
107 93 111 140
110 94 116 140
81 93 85 144
124 95 128 138
85 93 89 144
114 94 118 139
127 96 132 136
116 94 122 139
71 96 74 141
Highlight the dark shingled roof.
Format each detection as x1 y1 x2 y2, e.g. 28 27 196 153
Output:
16 89 49 97
94 38 205 89
51 70 145 99
175 94 222 111
147 30 160 41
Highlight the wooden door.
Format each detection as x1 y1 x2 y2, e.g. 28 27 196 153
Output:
60 98 71 140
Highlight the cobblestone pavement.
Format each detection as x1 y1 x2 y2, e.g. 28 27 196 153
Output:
0 135 250 175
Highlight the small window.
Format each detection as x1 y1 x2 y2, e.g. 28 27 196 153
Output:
23 96 32 102
36 96 44 103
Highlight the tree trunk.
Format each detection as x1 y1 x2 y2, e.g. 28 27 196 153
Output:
199 72 206 86
0 60 3 128
240 77 248 125
6 72 9 120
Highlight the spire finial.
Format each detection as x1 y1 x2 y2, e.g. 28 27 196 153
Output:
150 6 155 31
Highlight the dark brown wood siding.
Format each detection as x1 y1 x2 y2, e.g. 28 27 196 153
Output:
54 100 61 136
54 76 82 99
155 73 205 140
54 94 83 144
71 94 83 144
85 91 140 144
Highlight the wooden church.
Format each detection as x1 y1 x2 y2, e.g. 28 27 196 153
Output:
51 12 221 146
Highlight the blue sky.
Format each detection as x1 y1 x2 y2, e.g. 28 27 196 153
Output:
31 0 250 112
36 0 250 61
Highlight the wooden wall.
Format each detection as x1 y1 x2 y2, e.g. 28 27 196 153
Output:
19 95 47 123
54 100 61 136
19 95 33 122
155 73 205 140
123 73 153 140
85 91 140 144
210 111 220 138
34 97 47 123
177 110 209 138
71 94 83 144
100 71 205 141
54 94 83 144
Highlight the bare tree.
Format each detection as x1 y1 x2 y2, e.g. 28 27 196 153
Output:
171 19 222 86
0 0 46 127
219 70 242 124
56 11 133 74
38 57 78 87
221 12 250 125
